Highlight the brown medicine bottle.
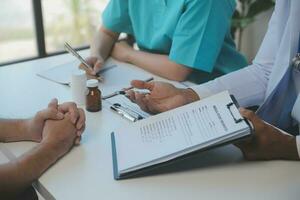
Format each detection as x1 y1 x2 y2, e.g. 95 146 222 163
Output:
86 79 102 112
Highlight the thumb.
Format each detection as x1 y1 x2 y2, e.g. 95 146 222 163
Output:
93 60 103 75
48 98 58 109
131 80 154 91
75 136 82 146
38 108 64 121
239 108 262 127
234 138 252 151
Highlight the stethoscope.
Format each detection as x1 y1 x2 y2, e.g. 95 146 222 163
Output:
291 35 300 124
292 35 300 70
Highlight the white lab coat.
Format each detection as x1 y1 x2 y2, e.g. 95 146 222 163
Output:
191 0 300 157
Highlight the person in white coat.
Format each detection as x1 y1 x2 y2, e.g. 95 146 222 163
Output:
126 0 300 161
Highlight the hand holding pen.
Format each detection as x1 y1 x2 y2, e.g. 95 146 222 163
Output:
84 56 105 76
102 77 153 100
64 42 104 82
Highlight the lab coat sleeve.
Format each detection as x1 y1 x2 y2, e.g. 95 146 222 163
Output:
297 136 300 158
190 1 282 107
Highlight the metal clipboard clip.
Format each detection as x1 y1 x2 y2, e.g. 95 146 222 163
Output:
227 102 243 123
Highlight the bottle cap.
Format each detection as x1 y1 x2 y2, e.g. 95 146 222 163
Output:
86 79 99 88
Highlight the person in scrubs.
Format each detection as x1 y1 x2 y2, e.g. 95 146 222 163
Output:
85 0 247 82
126 0 300 161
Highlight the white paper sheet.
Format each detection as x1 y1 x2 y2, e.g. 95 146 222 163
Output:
114 91 250 173
37 60 80 85
37 59 153 96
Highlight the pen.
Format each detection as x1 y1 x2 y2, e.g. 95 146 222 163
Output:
110 103 139 122
122 77 154 91
64 42 104 82
102 77 154 100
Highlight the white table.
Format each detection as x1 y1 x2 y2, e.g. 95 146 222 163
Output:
0 52 299 200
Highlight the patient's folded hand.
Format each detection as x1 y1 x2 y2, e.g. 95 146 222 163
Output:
57 102 86 131
24 99 85 147
41 113 79 158
24 99 64 142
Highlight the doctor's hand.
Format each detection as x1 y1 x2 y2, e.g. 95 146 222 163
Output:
235 108 299 161
125 80 199 114
83 56 104 75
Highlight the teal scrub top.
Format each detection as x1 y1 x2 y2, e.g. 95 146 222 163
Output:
102 0 248 74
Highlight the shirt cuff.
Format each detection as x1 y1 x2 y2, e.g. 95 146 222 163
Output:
190 84 218 99
297 136 300 159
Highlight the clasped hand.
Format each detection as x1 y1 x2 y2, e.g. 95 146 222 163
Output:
24 99 86 156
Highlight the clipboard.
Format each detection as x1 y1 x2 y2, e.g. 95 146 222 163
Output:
111 94 253 180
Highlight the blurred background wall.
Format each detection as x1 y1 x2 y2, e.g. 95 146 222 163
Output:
0 0 273 66
239 9 273 62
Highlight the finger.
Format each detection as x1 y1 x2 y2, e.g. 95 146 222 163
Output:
234 142 243 150
77 124 86 136
75 136 82 145
239 108 262 125
93 60 103 75
48 98 58 109
144 95 160 114
85 65 95 76
240 108 268 136
234 141 253 158
131 80 154 91
85 57 96 66
58 102 79 124
37 108 64 121
125 90 136 103
234 140 251 150
79 61 94 75
76 109 86 130
135 93 149 112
